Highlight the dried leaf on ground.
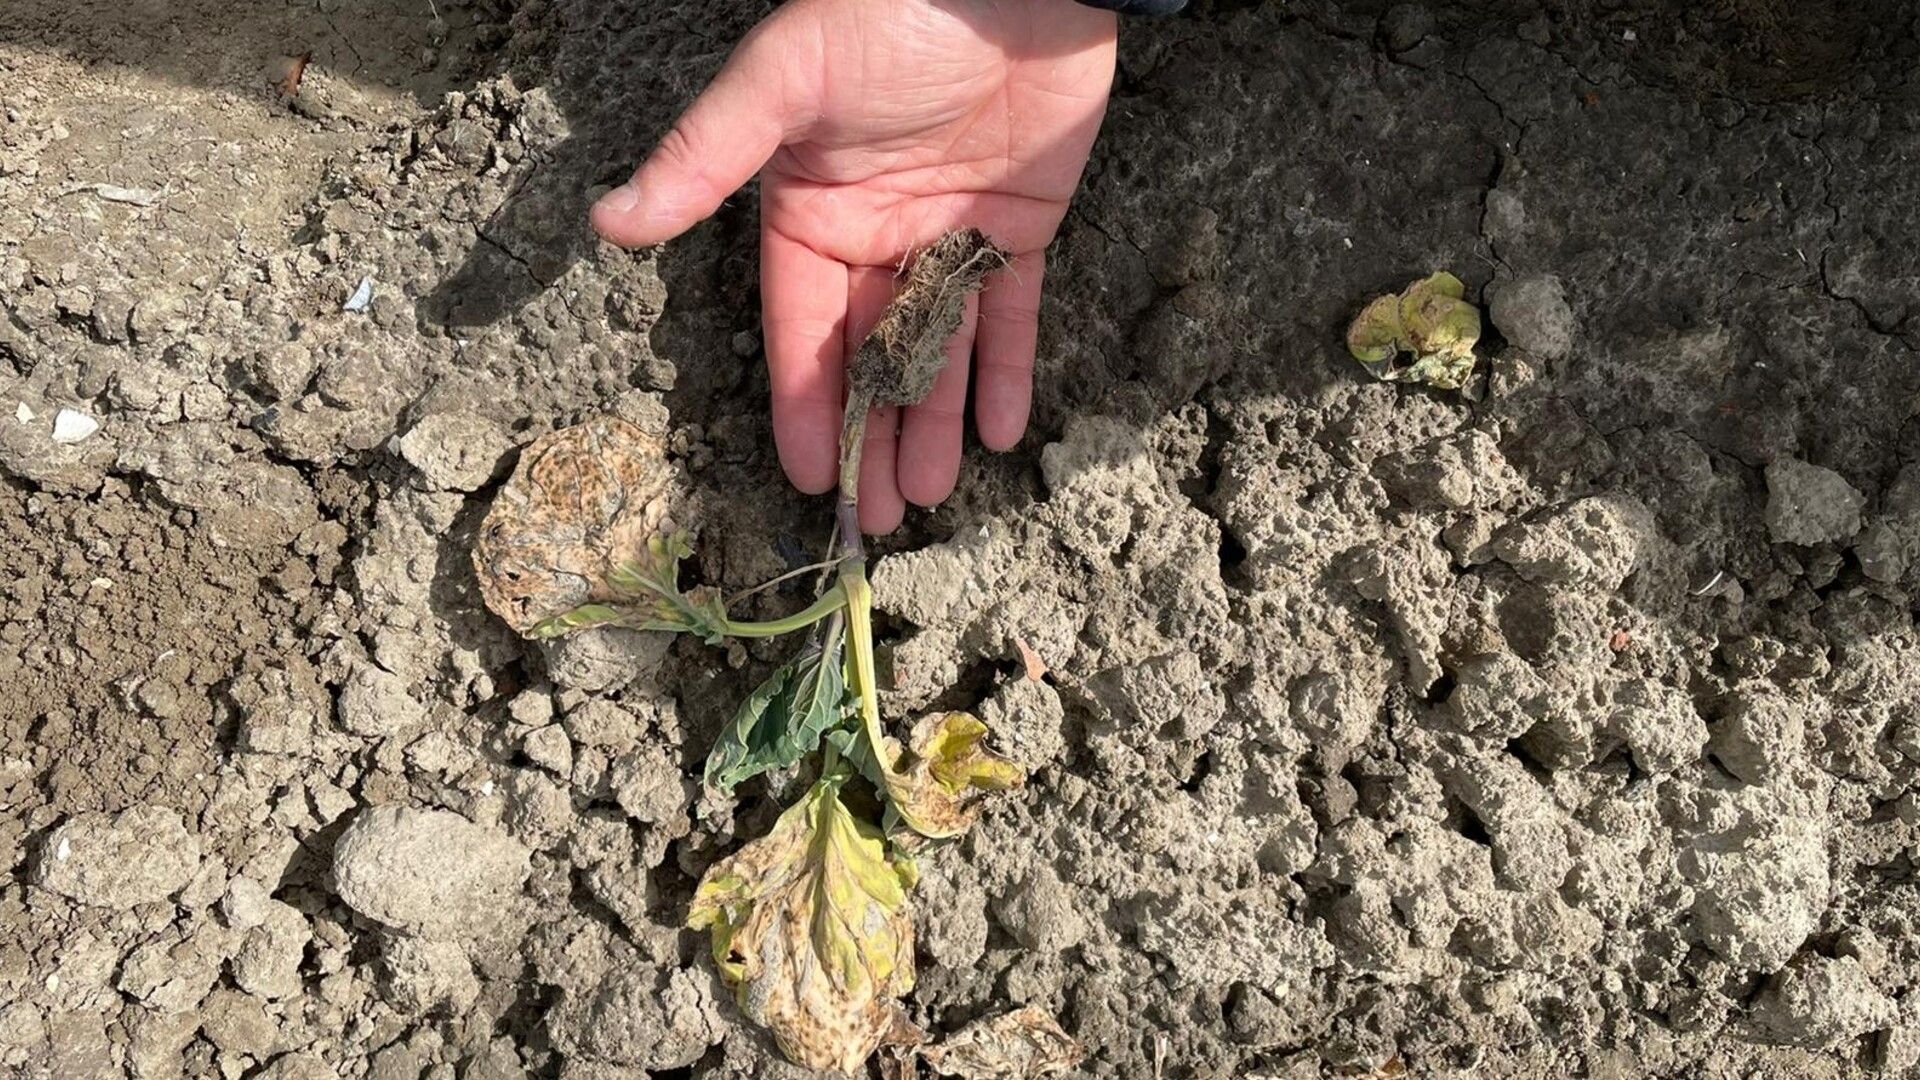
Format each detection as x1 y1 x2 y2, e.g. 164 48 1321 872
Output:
275 52 312 98
921 1005 1085 1078
1013 636 1047 682
472 416 681 635
688 778 917 1072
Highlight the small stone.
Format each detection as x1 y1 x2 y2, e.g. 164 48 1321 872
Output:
547 965 723 1071
309 781 357 825
610 746 689 827
382 936 479 1015
1488 274 1575 360
508 689 554 728
1483 189 1526 250
117 927 227 1013
248 344 318 401
541 627 671 693
1853 521 1907 582
0 1003 46 1066
1878 1026 1920 1074
502 769 575 851
916 861 989 969
51 407 100 444
1709 695 1806 785
198 988 283 1059
995 866 1086 953
233 901 310 1000
36 805 201 909
331 806 530 939
222 876 273 929
1765 458 1863 545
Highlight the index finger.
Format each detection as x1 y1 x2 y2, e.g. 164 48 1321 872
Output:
762 226 847 494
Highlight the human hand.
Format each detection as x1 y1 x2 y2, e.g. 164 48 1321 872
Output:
591 0 1118 533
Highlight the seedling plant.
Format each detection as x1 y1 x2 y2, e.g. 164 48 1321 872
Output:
475 231 1023 1071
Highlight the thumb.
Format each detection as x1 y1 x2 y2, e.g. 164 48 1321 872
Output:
591 19 815 248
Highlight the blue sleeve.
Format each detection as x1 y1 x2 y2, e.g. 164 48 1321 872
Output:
1075 0 1186 13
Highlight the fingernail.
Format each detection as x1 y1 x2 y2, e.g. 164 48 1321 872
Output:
596 183 640 214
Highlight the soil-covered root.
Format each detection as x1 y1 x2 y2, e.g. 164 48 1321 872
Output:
472 415 684 634
849 228 1012 408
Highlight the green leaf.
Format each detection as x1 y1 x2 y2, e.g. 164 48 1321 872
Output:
826 726 890 792
705 640 846 792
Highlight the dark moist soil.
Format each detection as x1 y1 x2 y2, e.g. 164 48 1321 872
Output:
3 1 1920 1078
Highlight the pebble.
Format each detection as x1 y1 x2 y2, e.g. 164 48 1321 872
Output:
51 407 99 444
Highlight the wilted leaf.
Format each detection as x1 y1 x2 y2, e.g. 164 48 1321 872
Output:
1399 271 1480 364
473 416 683 636
705 640 846 792
1345 271 1483 390
688 778 917 1072
1345 293 1403 364
885 713 1025 840
921 1005 1085 1079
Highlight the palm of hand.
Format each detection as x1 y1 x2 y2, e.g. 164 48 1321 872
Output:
593 0 1117 532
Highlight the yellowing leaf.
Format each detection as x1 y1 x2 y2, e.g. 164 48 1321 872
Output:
1345 271 1483 390
1399 271 1480 362
1345 293 1404 364
688 779 916 1072
885 713 1025 840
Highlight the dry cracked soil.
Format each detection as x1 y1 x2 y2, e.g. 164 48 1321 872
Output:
4 0 1920 1077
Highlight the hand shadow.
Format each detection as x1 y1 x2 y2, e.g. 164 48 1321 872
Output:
417 0 776 330
416 0 1127 331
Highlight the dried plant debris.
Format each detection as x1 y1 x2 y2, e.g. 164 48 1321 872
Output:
850 229 1012 408
471 416 682 634
688 776 919 1072
920 1006 1085 1079
1346 271 1483 389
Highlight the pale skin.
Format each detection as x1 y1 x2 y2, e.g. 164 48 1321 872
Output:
590 0 1118 533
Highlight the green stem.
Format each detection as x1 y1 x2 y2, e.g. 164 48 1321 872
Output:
718 582 848 638
840 562 890 763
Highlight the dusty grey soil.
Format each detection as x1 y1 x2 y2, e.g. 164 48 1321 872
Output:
4 0 1920 1077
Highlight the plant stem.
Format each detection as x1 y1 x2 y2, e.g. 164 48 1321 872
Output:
725 554 857 607
838 388 874 502
719 582 849 638
832 385 897 775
